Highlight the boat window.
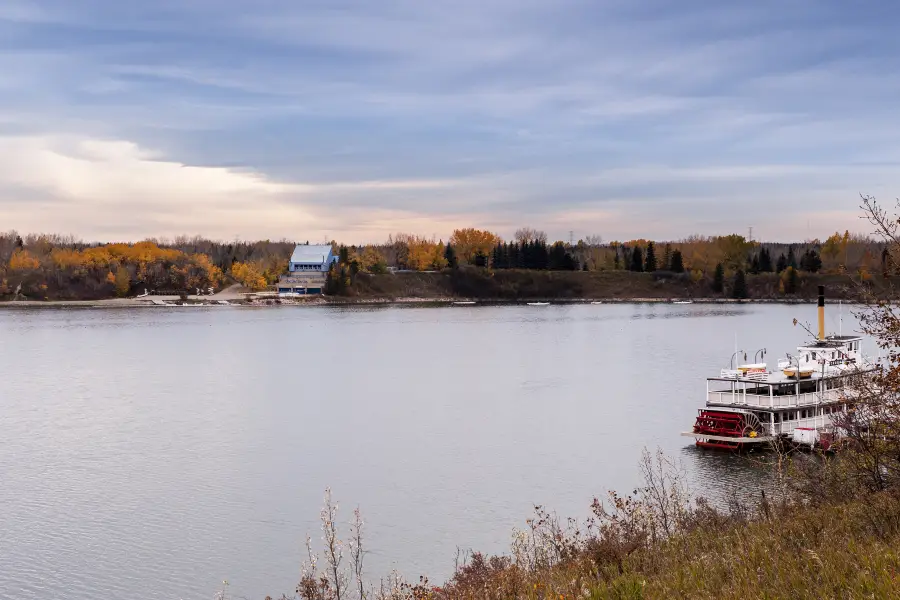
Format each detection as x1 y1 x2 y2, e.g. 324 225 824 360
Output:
811 352 817 360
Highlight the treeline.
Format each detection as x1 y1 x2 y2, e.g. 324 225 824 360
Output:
0 231 303 298
0 227 890 300
0 232 227 300
339 229 883 277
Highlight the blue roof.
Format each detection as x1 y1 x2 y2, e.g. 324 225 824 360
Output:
290 244 334 264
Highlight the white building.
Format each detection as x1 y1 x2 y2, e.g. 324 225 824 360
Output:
278 244 338 296
288 244 338 273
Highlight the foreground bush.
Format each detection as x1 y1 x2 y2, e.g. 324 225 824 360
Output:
280 449 900 600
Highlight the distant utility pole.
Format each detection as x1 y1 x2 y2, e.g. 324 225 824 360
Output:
748 227 753 242
569 230 574 245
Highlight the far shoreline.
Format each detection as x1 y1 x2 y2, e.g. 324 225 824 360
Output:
0 296 843 309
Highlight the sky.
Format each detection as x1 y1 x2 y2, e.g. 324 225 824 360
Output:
1 0 899 243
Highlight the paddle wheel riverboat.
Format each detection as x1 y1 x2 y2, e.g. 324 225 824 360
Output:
684 286 876 450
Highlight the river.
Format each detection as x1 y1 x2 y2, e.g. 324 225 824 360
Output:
0 303 863 599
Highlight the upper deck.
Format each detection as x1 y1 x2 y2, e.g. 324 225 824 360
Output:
706 368 873 410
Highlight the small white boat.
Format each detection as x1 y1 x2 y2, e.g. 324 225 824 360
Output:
590 301 603 305
453 301 476 305
527 302 550 306
673 300 693 304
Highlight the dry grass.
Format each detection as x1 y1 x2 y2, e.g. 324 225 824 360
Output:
289 451 900 600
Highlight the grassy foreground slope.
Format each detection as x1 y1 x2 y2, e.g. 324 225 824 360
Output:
290 472 900 600
580 493 900 600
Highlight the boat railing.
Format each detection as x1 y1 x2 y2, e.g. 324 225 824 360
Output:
707 388 843 408
762 415 832 436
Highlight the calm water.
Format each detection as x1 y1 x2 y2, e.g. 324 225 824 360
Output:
0 303 863 599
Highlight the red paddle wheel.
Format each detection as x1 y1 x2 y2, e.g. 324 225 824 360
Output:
693 410 755 450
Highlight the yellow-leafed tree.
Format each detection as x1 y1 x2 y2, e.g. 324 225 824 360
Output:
231 262 267 290
449 228 500 265
8 249 40 272
114 267 131 297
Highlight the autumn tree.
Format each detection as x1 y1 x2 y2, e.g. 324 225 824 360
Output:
712 263 725 293
8 249 40 272
514 227 547 244
716 234 751 270
821 229 851 270
231 262 267 290
404 236 445 270
114 267 131 297
360 247 388 274
449 228 501 265
782 266 799 294
644 242 657 272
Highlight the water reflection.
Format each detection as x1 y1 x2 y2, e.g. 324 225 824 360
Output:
680 446 777 507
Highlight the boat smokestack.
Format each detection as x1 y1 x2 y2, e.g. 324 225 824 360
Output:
818 285 825 340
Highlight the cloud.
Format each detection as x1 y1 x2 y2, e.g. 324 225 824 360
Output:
0 134 482 242
1 0 900 242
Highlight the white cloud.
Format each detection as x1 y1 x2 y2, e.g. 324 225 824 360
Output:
0 135 481 241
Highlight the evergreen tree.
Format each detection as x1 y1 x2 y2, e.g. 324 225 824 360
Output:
662 243 672 271
644 242 657 272
749 254 760 274
474 250 488 268
882 247 890 277
800 249 822 273
509 243 521 269
712 263 725 293
776 253 787 273
549 242 568 270
787 246 797 269
536 241 550 269
630 246 644 272
325 264 340 295
732 269 748 299
614 248 621 270
444 243 458 269
491 243 502 269
759 248 773 272
670 249 684 273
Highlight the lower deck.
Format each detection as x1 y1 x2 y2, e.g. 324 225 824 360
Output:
714 402 847 436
